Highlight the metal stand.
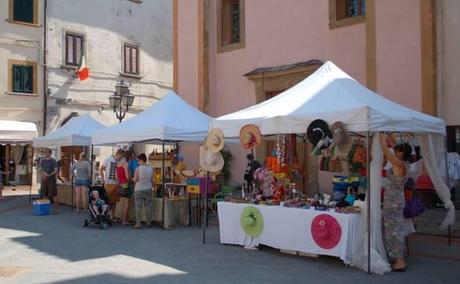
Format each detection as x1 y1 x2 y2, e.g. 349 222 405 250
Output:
203 171 209 244
366 131 371 274
161 140 166 229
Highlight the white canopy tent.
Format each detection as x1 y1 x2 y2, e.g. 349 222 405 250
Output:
211 61 454 274
33 115 106 147
0 120 38 143
92 91 212 145
211 61 445 136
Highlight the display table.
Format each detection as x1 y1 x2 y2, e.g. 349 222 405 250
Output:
218 202 360 264
114 196 190 229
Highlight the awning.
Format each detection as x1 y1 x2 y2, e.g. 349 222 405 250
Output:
0 120 38 144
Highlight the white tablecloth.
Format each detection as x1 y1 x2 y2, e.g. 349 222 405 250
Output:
218 202 361 264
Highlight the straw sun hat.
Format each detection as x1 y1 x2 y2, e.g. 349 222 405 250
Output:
205 128 225 154
200 148 224 173
330 121 352 153
239 124 262 149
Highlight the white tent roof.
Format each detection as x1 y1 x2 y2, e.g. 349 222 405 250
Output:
92 91 212 145
33 115 105 147
211 61 446 136
0 120 37 143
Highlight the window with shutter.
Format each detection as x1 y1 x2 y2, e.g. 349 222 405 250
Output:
329 0 366 29
9 0 37 25
217 0 245 52
65 33 84 66
123 44 139 75
12 65 33 93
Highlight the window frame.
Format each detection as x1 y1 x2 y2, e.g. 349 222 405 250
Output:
64 32 85 67
7 59 38 96
447 126 460 154
122 43 140 76
329 0 366 29
217 0 245 53
8 0 39 27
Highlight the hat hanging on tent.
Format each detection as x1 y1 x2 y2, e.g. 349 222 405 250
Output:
240 124 262 149
200 148 224 173
240 206 264 237
206 128 225 154
307 119 332 151
330 121 352 153
311 214 342 249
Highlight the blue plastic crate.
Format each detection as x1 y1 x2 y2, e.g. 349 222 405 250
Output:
33 200 50 216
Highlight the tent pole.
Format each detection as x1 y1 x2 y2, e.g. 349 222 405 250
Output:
366 131 371 274
161 140 165 229
443 135 452 246
203 171 209 244
90 145 94 186
29 146 34 203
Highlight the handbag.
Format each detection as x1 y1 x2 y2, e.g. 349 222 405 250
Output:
403 197 426 218
116 183 130 198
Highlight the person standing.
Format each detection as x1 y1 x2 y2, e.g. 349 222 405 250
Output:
40 149 59 213
70 152 91 212
99 149 124 218
243 154 261 192
132 153 154 228
379 133 412 272
116 152 130 225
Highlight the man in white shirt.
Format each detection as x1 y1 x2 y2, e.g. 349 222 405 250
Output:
99 149 124 217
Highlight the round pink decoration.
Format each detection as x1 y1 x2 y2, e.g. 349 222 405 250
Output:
311 214 342 249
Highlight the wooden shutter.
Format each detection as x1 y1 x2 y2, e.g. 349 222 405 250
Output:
13 0 34 23
124 44 139 74
65 33 84 66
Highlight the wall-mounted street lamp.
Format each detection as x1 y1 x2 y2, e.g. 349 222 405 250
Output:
109 81 134 123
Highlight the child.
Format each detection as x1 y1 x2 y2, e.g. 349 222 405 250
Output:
90 190 108 219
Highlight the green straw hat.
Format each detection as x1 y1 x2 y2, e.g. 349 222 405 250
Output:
240 206 264 237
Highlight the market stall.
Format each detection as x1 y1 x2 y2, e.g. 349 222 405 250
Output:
92 91 214 228
211 61 454 274
0 120 37 200
32 114 106 207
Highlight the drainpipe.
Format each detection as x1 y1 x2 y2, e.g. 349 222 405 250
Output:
42 0 48 135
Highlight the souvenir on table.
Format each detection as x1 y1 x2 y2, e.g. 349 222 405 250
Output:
275 134 288 169
240 124 262 150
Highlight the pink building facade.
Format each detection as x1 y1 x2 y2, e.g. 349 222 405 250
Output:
174 0 439 186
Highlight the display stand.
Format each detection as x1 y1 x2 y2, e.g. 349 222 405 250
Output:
203 171 209 244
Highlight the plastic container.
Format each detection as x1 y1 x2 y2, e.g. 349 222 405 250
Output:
33 199 50 216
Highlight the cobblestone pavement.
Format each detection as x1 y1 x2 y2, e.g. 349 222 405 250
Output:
0 196 459 284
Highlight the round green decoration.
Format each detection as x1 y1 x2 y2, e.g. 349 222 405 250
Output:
240 206 264 237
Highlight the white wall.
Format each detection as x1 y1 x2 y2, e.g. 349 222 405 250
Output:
0 0 44 129
46 0 173 136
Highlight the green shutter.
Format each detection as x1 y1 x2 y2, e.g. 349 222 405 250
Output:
13 0 34 24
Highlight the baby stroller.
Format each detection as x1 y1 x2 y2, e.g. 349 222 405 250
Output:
82 185 112 229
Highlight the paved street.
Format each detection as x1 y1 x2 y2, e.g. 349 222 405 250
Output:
0 196 459 284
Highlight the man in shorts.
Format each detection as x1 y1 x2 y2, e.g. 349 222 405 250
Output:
99 149 124 218
40 149 59 213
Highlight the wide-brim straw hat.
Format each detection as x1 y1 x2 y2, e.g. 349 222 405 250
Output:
240 206 264 237
330 121 352 153
240 124 262 149
206 128 225 154
200 149 224 173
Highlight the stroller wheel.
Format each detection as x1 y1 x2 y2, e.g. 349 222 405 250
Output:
101 222 108 230
83 219 89 227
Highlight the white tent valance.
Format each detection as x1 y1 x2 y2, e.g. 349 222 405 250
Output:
92 91 212 145
33 115 105 147
0 120 37 143
211 61 445 136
